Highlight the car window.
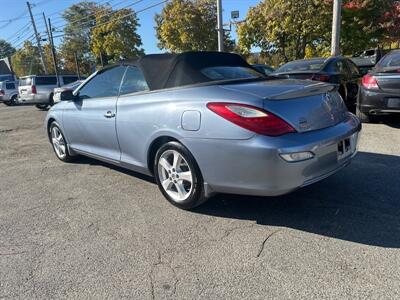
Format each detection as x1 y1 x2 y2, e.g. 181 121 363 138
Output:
331 60 347 74
36 76 57 85
276 59 325 73
346 60 360 76
78 66 126 99
120 66 149 95
5 82 15 89
376 51 400 68
19 77 32 86
62 76 79 85
201 66 262 81
0 74 14 82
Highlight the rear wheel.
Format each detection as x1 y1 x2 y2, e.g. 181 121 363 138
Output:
154 141 207 210
3 95 17 106
35 104 49 110
356 105 374 123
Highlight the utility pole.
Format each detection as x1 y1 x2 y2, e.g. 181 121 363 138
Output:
331 0 342 56
48 18 60 87
27 1 48 74
74 52 81 79
217 0 224 52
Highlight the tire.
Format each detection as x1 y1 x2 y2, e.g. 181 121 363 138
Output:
154 141 207 210
35 104 49 110
10 95 18 105
49 122 74 162
356 105 373 123
49 93 54 107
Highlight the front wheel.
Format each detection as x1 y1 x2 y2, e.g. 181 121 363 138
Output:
49 122 74 162
154 141 207 210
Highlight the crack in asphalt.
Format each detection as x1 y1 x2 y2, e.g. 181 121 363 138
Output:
256 230 281 258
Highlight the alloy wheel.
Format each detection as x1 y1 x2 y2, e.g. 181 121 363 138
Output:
51 126 66 159
157 150 193 202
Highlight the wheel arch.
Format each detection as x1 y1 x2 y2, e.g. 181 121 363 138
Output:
147 136 180 175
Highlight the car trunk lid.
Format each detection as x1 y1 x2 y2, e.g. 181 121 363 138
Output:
374 70 400 93
219 79 348 133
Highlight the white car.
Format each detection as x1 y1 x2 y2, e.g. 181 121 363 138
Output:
53 80 85 104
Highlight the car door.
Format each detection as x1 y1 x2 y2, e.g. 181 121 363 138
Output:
115 66 151 171
63 65 127 162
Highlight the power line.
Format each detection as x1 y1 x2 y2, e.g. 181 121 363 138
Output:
53 0 168 39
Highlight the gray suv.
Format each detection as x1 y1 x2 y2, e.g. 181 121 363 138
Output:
18 75 79 109
0 74 19 106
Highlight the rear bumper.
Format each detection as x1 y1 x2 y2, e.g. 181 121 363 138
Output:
182 113 361 197
18 94 49 104
358 87 400 114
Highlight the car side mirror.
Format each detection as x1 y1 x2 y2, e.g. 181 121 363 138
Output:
60 90 76 101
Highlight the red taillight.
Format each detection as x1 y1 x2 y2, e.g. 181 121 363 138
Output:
0 89 4 96
207 102 296 136
31 85 37 94
311 74 330 82
362 73 379 89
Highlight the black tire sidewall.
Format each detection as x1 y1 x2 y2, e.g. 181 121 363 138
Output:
49 122 72 162
154 141 206 210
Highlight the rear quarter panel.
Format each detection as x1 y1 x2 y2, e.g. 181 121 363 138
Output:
116 85 262 170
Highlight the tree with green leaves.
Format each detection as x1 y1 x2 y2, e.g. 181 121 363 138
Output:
59 1 102 75
0 39 16 59
237 0 332 63
91 8 144 64
341 0 394 54
155 0 234 52
11 41 43 77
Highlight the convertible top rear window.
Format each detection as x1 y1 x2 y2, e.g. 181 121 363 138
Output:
201 66 261 81
276 59 325 73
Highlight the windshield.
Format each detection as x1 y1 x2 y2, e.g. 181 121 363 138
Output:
201 66 263 81
376 51 400 70
276 59 325 73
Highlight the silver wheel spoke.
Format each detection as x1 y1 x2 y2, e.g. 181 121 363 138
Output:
162 178 173 190
175 182 187 198
172 151 181 169
159 157 172 171
178 171 192 183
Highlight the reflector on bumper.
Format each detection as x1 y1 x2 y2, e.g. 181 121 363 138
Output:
280 151 315 163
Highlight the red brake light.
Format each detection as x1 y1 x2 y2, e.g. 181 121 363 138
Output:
31 85 37 94
312 74 330 82
207 102 296 136
0 89 4 96
362 74 379 89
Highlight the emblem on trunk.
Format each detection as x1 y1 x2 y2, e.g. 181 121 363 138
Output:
299 117 309 130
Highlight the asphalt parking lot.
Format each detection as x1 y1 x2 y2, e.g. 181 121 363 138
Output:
0 104 399 299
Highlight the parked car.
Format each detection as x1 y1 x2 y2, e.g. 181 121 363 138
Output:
0 80 18 106
252 64 274 75
357 50 400 122
53 80 85 104
274 57 362 108
351 48 389 67
46 52 361 210
18 75 80 110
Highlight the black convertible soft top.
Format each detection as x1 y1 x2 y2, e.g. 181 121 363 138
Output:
122 51 255 91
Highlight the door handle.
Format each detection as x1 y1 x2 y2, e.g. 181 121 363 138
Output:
104 111 116 118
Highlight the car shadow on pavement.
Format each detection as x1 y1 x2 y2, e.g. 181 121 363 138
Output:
375 115 400 128
194 151 400 248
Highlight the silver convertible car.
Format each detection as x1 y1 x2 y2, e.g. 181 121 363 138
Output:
45 52 361 209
